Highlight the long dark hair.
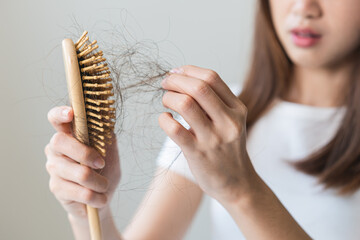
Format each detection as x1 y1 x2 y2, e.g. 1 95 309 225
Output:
239 0 360 195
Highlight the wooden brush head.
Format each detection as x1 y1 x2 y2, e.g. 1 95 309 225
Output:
62 31 116 157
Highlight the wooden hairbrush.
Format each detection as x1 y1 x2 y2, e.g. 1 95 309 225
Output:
62 31 116 240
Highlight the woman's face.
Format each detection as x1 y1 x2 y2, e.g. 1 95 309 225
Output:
270 0 360 69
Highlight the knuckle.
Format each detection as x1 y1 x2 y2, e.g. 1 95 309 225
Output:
102 178 110 192
238 101 248 115
97 194 108 208
77 166 92 184
235 99 247 113
193 82 210 96
168 123 183 137
82 189 95 203
158 113 172 130
47 107 61 124
49 178 57 194
167 74 175 83
79 147 93 164
234 123 244 136
50 132 65 148
44 144 51 156
101 194 108 207
203 70 219 83
178 96 194 113
47 108 55 123
161 92 171 107
96 178 109 193
228 121 244 140
209 134 222 147
158 113 166 126
45 160 55 174
161 93 167 106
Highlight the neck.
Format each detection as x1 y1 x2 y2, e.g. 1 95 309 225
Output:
282 61 354 108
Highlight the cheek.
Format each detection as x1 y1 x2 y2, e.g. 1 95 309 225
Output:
328 32 360 67
269 0 293 48
321 4 360 63
327 0 360 26
329 21 360 53
269 0 291 31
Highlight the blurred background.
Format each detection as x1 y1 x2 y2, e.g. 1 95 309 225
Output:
0 0 255 239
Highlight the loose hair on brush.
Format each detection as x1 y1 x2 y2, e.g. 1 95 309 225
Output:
57 22 177 186
239 0 360 195
66 24 172 134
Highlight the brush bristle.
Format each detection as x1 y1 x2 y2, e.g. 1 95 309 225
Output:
75 31 115 157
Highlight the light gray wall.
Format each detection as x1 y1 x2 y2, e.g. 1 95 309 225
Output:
0 0 256 239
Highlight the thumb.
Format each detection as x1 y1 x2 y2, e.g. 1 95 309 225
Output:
47 106 73 134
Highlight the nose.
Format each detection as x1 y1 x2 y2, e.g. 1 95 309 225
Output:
292 0 322 19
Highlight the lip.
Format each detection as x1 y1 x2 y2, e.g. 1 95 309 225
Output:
290 28 322 47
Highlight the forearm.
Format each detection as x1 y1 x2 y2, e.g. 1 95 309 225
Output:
222 177 312 240
68 206 123 240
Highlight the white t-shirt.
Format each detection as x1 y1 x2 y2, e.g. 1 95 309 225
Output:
156 85 359 240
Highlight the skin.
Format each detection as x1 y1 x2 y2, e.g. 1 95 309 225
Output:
271 0 360 106
46 107 121 239
45 0 359 239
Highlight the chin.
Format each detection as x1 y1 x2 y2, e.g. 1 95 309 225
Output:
283 38 358 69
288 49 354 69
284 42 340 69
287 52 327 69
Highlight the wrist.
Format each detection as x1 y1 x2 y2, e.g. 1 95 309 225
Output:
98 205 113 220
220 173 268 212
219 176 311 240
68 205 121 240
68 212 89 227
68 205 113 227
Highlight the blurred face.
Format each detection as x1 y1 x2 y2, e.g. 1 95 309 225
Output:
270 0 360 69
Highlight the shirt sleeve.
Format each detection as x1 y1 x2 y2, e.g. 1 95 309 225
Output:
156 83 243 184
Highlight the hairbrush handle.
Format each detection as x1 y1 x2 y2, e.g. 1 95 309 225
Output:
62 38 102 240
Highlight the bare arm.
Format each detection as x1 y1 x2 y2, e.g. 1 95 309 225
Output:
122 167 203 240
46 106 203 240
221 172 311 240
67 167 203 240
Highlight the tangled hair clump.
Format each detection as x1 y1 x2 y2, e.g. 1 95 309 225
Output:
65 22 174 137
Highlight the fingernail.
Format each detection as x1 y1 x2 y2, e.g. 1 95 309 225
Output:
62 108 70 117
169 68 184 74
94 158 105 169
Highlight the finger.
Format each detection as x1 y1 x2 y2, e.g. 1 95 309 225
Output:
162 91 212 140
158 112 196 150
48 106 74 134
161 74 229 123
49 132 105 169
170 65 240 108
49 176 108 209
46 154 108 193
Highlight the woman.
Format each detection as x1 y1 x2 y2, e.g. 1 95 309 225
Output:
45 0 360 239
